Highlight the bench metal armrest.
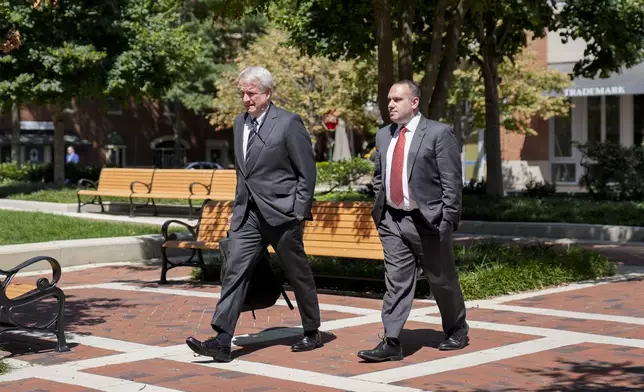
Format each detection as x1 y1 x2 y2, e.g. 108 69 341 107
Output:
77 178 98 190
162 219 197 241
189 181 211 195
0 256 62 290
130 180 151 193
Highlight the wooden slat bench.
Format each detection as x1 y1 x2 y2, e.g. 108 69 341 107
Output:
129 169 216 219
159 200 383 283
160 200 232 283
77 168 238 218
0 256 69 352
77 168 154 214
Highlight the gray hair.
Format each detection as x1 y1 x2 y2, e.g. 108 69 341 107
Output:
238 66 274 93
394 79 421 99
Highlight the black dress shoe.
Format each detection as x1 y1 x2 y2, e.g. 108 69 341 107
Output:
438 323 470 351
357 337 403 362
186 336 232 362
291 331 323 352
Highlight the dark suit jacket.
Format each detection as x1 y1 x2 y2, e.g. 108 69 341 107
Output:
230 103 316 231
371 114 463 230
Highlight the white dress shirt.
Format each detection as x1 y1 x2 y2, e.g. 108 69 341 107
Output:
385 112 421 210
242 104 270 161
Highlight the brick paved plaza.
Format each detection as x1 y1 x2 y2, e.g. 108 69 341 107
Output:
1 251 643 392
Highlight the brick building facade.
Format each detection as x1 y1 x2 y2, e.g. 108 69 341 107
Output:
0 98 233 169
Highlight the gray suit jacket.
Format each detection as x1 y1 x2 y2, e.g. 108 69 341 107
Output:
230 103 316 231
371 115 463 230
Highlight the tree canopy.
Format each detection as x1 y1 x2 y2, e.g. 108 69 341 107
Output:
210 27 378 135
0 0 211 183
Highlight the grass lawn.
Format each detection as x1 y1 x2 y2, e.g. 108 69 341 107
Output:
4 183 644 226
3 185 190 206
0 210 164 245
316 191 644 227
0 360 6 375
195 241 616 301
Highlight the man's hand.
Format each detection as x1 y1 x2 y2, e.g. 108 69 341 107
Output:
296 214 305 228
227 213 233 227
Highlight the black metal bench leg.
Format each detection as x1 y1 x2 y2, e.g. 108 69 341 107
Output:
152 198 158 216
54 290 70 352
160 247 169 284
129 196 135 217
98 196 105 213
76 193 82 213
188 199 194 220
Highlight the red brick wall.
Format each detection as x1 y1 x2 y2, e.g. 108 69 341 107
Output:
500 33 549 162
1 99 232 167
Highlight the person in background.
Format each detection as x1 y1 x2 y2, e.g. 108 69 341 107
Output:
66 146 79 164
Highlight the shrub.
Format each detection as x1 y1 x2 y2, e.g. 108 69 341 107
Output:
575 141 644 200
316 157 373 192
523 179 556 198
0 162 100 185
463 179 486 195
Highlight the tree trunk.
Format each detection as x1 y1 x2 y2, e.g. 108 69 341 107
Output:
11 101 21 164
372 0 394 124
398 0 415 81
172 101 184 168
50 104 65 186
419 0 448 117
427 0 470 120
481 40 504 199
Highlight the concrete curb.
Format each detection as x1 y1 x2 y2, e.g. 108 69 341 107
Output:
1 199 643 243
458 221 644 243
0 233 193 273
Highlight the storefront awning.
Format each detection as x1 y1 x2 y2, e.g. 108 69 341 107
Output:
550 61 644 97
0 131 91 145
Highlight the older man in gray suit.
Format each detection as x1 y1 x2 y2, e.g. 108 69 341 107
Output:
186 66 322 362
357 80 468 362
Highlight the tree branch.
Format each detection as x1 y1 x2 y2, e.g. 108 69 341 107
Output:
419 0 450 117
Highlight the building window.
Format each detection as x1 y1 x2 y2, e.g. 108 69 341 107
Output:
62 99 75 114
107 98 123 115
150 136 189 168
587 96 621 144
551 163 576 183
553 109 572 157
0 146 11 163
550 100 577 183
634 94 644 146
106 146 126 167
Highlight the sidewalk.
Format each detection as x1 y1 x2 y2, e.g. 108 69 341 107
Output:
1 261 643 391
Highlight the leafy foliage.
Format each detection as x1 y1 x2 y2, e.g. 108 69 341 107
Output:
197 240 616 300
522 179 556 198
209 27 378 134
448 48 571 138
316 157 374 193
0 162 100 184
576 142 644 201
554 0 644 79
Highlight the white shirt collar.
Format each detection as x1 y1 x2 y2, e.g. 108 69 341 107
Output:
249 103 271 127
397 112 421 134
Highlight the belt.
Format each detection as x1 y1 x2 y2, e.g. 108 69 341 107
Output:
386 204 419 216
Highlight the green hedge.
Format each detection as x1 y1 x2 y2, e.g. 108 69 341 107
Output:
195 241 616 300
0 162 100 184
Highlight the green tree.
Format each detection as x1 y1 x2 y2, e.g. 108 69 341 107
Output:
448 48 571 147
1 0 205 183
466 0 644 198
204 0 470 124
210 27 378 146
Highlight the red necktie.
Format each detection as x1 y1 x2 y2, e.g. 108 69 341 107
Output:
390 127 407 206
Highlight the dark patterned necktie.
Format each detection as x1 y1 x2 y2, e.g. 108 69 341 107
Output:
245 118 259 162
